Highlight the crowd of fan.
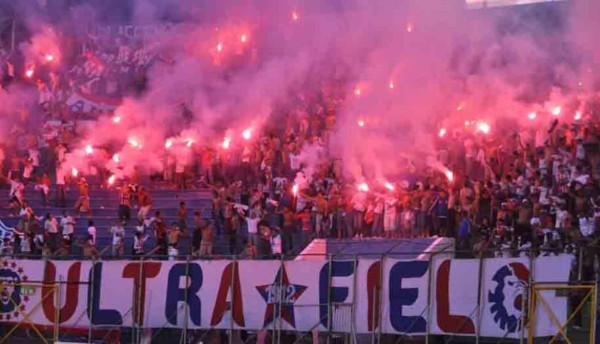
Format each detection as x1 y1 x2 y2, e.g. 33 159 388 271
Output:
0 38 598 272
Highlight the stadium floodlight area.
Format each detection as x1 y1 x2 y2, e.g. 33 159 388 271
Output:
466 0 565 8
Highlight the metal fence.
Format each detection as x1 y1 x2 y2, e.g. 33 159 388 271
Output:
0 248 597 344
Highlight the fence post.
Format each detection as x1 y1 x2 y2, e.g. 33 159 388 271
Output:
578 247 583 282
526 249 535 344
88 256 95 344
133 257 145 344
475 252 484 344
591 278 598 344
55 275 62 343
370 267 377 344
351 255 358 344
327 253 333 344
377 254 384 344
182 255 190 344
425 252 435 344
230 256 236 344
276 253 285 344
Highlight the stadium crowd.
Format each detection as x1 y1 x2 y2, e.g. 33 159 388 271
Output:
0 37 597 285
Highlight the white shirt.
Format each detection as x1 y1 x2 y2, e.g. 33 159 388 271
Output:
28 149 40 167
19 207 33 218
555 210 568 229
111 225 124 245
539 186 550 205
579 217 595 237
246 218 259 234
45 218 58 234
134 235 144 253
270 234 282 254
384 197 398 216
60 216 75 235
9 180 24 200
87 226 97 245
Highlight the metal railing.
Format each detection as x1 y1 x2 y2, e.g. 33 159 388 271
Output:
0 247 597 344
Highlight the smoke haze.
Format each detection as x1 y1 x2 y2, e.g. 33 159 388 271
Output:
0 0 597 184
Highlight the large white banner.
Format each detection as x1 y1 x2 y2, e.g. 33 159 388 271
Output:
0 256 571 337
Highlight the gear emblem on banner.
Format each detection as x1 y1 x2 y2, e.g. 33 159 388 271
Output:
488 262 530 333
0 260 32 321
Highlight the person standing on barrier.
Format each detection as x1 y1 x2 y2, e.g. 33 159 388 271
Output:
433 190 449 237
242 209 260 247
313 191 329 238
458 211 472 257
44 213 59 252
192 211 204 256
270 227 282 259
372 195 384 238
199 219 213 257
60 210 75 252
350 189 367 238
54 162 66 208
177 201 188 234
297 207 313 249
110 220 125 258
279 207 295 254
168 223 181 260
137 187 153 224
74 177 91 218
118 184 132 225
133 230 147 258
87 220 97 247
224 197 237 255
384 193 398 239
152 211 168 256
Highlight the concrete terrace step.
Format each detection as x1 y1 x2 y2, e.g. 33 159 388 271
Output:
10 186 213 196
13 197 212 207
0 207 211 218
1 214 212 229
0 185 234 255
21 190 211 199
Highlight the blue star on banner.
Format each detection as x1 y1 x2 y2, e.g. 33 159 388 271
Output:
255 266 307 328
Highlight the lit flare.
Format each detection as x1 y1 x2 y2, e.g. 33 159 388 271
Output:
242 128 252 140
476 122 490 134
444 170 454 182
222 137 231 149
552 106 561 116
357 182 369 192
85 145 93 155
